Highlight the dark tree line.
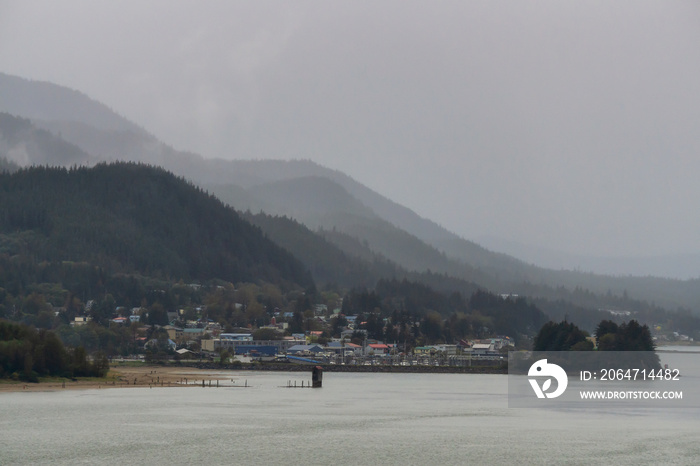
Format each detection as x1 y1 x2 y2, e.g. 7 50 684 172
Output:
341 280 548 345
534 319 656 352
0 163 313 289
533 320 592 351
0 320 108 382
595 320 656 352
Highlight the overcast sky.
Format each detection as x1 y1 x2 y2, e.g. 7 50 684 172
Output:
1 0 700 259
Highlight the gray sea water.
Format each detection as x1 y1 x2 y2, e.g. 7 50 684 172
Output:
2 353 699 465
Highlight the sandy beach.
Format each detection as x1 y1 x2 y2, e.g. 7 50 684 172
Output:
0 364 229 393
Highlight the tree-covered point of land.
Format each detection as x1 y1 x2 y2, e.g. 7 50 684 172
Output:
595 319 656 352
535 318 657 353
0 319 107 382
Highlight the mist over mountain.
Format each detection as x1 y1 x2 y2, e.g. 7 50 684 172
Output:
0 156 18 173
0 113 95 167
243 176 378 223
241 211 487 307
0 72 144 134
241 211 395 290
2 72 700 315
478 234 700 281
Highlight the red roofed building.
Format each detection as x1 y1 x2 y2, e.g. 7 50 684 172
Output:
367 343 389 355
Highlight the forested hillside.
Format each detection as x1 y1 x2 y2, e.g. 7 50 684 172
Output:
3 72 700 342
208 162 700 311
0 163 314 289
242 211 395 289
342 281 548 345
243 211 482 298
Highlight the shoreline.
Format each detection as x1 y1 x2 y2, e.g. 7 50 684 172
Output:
0 361 506 393
0 364 230 393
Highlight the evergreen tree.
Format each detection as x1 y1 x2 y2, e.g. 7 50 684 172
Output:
533 321 589 351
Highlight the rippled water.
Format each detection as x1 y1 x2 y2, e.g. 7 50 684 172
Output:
1 369 699 465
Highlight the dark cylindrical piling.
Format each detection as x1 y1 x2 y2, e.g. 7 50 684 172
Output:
312 366 323 388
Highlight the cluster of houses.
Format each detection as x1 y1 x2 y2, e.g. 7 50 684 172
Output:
65 306 222 354
67 299 515 359
199 333 513 360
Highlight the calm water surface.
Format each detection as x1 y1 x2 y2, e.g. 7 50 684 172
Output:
1 365 698 465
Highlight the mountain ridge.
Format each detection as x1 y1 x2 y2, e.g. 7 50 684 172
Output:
2 71 700 312
0 72 146 135
0 162 314 290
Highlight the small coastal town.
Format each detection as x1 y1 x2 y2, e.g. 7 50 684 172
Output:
3 3 700 464
100 301 514 367
200 332 512 366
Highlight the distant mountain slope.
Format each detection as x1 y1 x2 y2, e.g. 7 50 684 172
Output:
0 113 95 167
245 176 377 222
0 74 626 281
202 161 552 282
242 211 483 299
0 73 145 134
210 165 700 310
478 234 700 281
33 119 155 162
213 176 495 285
241 212 395 289
0 162 314 288
199 158 516 271
3 72 700 312
211 171 543 286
